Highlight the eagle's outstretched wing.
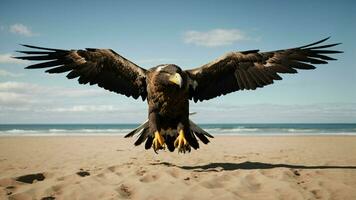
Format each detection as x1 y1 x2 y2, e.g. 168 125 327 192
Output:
15 45 147 100
186 37 342 102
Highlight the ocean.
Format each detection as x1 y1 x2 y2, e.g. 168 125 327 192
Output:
0 123 355 136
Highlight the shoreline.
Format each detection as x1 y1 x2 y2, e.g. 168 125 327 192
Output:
1 133 356 137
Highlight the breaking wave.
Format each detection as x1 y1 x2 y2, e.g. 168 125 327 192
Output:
0 124 355 136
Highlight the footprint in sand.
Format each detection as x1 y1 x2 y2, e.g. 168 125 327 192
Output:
76 170 90 177
292 169 301 176
16 173 45 184
118 184 132 199
136 169 147 176
41 196 56 200
51 183 65 193
107 165 119 172
107 165 123 176
139 173 160 183
311 189 324 199
5 185 15 195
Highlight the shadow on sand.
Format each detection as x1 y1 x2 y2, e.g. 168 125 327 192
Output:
151 161 356 172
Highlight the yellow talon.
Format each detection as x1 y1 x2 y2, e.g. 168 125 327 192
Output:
174 130 189 153
153 131 165 151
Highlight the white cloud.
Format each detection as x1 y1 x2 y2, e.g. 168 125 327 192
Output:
0 81 106 108
0 80 354 123
0 91 30 105
0 81 41 93
0 69 23 77
54 88 105 98
0 80 147 123
190 102 356 123
0 81 122 119
0 81 105 98
183 29 249 47
0 82 42 106
47 105 121 113
9 23 35 37
0 53 29 64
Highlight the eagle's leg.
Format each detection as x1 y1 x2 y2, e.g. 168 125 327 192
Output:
149 112 166 152
152 130 165 151
174 129 191 153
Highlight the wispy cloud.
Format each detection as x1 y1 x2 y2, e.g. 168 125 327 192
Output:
9 23 35 37
0 81 106 107
47 105 122 113
0 81 354 123
0 82 46 106
0 53 29 64
0 91 30 105
0 81 42 93
0 69 23 77
0 81 146 123
0 81 118 119
0 81 105 98
191 102 356 123
183 29 249 47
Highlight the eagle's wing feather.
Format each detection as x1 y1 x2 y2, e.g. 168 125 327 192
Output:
186 37 342 102
16 45 147 100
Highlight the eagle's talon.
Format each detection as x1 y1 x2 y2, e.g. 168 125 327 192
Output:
177 144 190 154
175 130 189 153
153 131 165 152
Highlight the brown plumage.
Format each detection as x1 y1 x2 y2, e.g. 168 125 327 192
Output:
15 37 342 153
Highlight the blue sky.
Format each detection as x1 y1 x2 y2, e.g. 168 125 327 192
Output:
0 0 355 123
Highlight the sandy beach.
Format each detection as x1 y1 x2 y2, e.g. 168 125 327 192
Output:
0 135 356 200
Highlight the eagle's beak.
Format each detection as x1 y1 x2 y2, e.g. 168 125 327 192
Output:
169 73 183 88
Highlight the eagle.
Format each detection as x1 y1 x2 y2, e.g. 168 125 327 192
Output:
16 37 342 153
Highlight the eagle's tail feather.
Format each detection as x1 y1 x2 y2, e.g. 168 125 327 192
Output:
186 130 199 149
165 135 176 152
124 120 152 147
134 127 149 146
179 120 213 152
145 136 153 150
189 120 214 145
124 120 148 138
192 130 210 144
125 119 213 152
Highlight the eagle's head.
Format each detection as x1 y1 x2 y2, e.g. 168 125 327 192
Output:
154 64 185 89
